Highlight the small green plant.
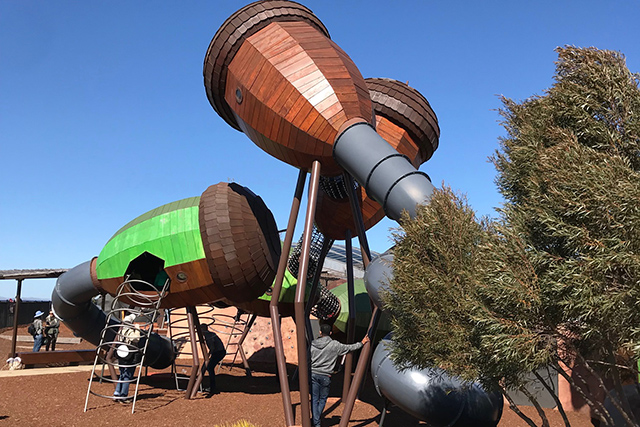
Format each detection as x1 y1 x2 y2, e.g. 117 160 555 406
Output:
214 421 258 427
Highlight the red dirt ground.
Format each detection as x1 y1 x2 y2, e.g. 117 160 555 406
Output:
0 325 594 426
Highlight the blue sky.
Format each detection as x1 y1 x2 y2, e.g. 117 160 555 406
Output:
2 1 639 299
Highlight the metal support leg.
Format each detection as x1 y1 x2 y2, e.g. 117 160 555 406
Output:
339 307 382 427
270 169 307 426
342 230 357 401
344 172 372 266
236 313 257 376
184 307 202 399
10 279 22 358
379 397 391 427
304 237 334 341
295 160 322 427
190 307 211 399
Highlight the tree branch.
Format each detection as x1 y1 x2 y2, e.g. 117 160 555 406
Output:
533 369 571 427
500 385 539 427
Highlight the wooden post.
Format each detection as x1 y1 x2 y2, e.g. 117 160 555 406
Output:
10 279 23 357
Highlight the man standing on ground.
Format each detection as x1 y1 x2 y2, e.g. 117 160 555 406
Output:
200 323 226 395
31 311 45 352
310 323 369 427
44 310 60 351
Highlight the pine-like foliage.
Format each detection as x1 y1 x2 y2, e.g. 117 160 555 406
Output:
385 46 640 425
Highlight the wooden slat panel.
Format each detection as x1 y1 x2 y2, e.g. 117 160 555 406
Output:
17 350 95 367
222 20 372 174
199 183 280 305
315 85 437 239
366 77 440 163
203 0 330 131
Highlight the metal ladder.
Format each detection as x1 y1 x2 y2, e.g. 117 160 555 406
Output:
84 276 169 414
168 305 257 396
167 305 214 393
216 308 256 377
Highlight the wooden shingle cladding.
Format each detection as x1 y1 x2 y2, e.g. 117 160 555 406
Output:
315 184 384 241
198 182 281 305
366 78 440 164
96 183 281 309
204 0 374 175
97 258 219 309
223 20 372 175
204 0 330 132
314 80 441 240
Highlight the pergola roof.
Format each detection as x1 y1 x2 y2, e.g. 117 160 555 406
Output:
0 269 68 280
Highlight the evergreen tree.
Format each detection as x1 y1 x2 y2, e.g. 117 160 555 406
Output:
385 46 640 427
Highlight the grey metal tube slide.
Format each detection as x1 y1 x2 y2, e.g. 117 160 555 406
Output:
363 249 394 309
333 121 435 221
371 334 503 426
52 260 116 345
52 260 175 369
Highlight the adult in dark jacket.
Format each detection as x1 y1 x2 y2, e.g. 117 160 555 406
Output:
44 310 60 351
200 323 226 395
310 323 369 427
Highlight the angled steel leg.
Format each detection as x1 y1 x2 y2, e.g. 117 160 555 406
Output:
189 307 210 399
304 237 334 341
379 397 391 427
342 229 357 401
343 173 372 265
270 169 307 426
236 313 257 377
185 306 210 399
339 172 379 427
294 160 322 427
339 306 381 427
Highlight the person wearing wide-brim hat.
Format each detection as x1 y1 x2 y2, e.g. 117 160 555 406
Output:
113 313 141 402
32 311 45 352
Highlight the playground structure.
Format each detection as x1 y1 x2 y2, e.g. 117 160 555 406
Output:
52 1 503 425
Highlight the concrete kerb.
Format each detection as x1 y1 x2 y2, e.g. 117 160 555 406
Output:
0 334 82 344
0 364 95 377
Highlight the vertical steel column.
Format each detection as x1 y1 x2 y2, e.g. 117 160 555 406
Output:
339 307 382 427
270 169 307 426
341 230 357 401
10 279 23 357
295 160 322 427
343 173 372 266
184 307 201 399
236 313 257 376
189 306 210 399
339 172 379 427
303 237 334 341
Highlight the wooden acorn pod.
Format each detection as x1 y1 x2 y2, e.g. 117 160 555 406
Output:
199 182 282 304
94 182 281 308
314 78 440 239
204 0 373 176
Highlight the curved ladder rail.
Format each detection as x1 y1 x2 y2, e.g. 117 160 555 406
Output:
84 277 169 414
